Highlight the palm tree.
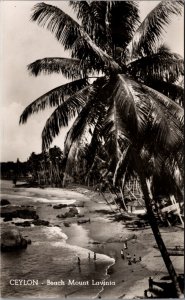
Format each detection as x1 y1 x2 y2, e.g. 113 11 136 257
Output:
20 1 184 297
48 145 64 186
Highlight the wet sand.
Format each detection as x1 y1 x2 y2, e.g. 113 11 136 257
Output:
67 185 184 299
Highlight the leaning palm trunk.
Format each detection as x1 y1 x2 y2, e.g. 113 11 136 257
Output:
119 187 128 211
136 154 183 298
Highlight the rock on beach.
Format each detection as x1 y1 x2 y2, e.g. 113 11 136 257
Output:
1 205 38 220
0 199 11 206
1 227 30 252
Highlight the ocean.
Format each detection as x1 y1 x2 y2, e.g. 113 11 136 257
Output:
0 180 114 298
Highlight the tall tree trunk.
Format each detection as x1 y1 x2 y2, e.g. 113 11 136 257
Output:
119 187 127 211
136 155 183 298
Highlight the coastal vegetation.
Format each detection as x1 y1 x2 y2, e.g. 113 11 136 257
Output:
1 146 64 186
17 1 184 297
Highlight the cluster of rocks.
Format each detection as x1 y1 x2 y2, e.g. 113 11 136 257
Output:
1 200 50 227
1 204 39 222
57 207 79 218
63 217 90 227
53 201 85 220
14 219 49 227
52 201 90 227
1 227 31 252
53 201 84 210
0 199 50 252
0 198 88 252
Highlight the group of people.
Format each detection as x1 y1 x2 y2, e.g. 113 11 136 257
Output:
120 241 142 265
77 252 97 265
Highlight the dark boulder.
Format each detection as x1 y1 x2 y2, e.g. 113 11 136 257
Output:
78 213 85 218
1 199 10 206
15 221 31 227
1 205 38 220
57 207 78 218
32 219 49 226
3 216 13 222
57 214 66 219
77 218 90 225
15 219 49 227
17 209 39 220
63 222 70 227
68 207 78 216
1 227 28 252
53 204 68 209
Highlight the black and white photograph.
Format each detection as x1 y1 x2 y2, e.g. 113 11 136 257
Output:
0 0 184 298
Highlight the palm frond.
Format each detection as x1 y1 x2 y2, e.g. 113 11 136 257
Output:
142 83 184 122
103 74 138 143
31 2 120 72
62 77 109 157
113 145 130 186
28 57 84 79
102 75 183 157
99 75 139 172
70 1 111 53
152 153 183 199
128 49 184 83
62 76 110 166
110 1 140 50
129 0 184 56
84 119 103 170
70 1 139 54
123 77 184 152
19 78 88 124
42 84 94 150
63 115 83 159
144 79 184 107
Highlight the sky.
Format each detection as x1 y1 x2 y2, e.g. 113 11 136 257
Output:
0 1 184 162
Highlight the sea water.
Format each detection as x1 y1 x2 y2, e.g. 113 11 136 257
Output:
0 180 114 298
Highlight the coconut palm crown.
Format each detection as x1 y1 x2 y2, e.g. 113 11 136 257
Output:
20 1 184 181
20 0 183 149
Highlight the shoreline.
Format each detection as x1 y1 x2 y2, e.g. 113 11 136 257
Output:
1 181 184 299
63 184 184 299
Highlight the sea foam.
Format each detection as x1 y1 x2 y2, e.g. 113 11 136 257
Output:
42 226 68 241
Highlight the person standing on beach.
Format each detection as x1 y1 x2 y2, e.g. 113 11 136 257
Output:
126 253 131 260
126 253 132 265
94 253 96 260
149 277 153 289
77 257 81 265
123 241 128 249
121 249 125 259
88 253 90 260
133 254 136 263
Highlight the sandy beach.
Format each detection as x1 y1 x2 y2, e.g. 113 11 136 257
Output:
1 182 184 299
64 185 184 298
